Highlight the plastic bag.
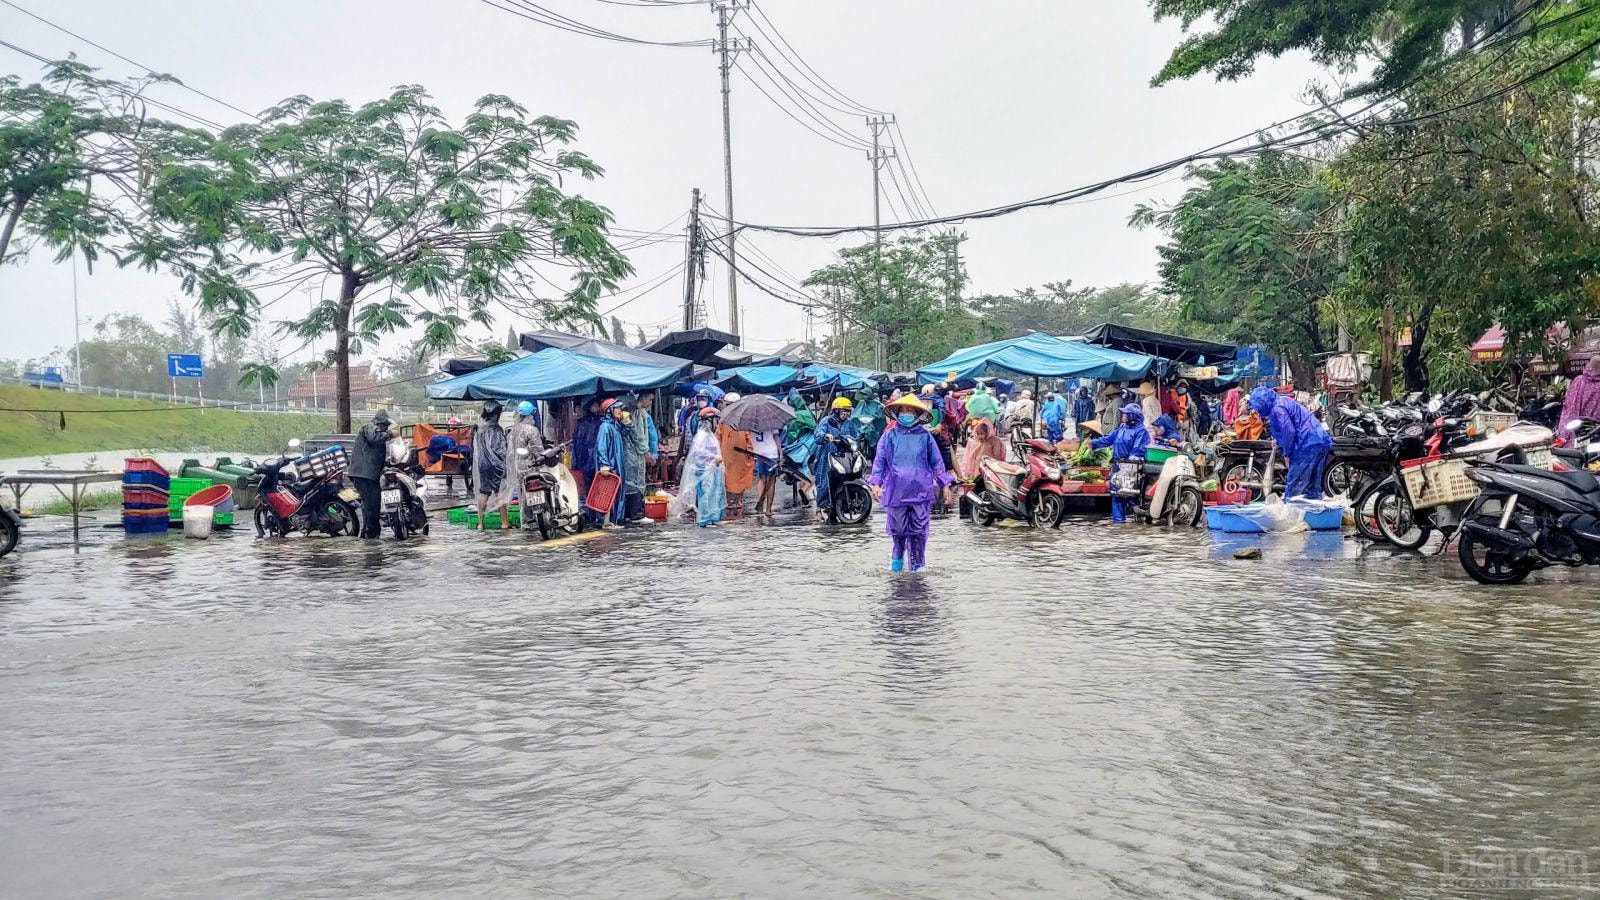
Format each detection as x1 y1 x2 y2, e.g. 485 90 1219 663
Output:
1230 494 1307 533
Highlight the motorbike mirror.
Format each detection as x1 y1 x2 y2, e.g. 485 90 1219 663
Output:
1567 420 1586 433
287 438 302 449
1428 397 1442 413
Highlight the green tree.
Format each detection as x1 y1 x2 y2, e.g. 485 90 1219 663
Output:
140 86 633 431
1149 0 1538 91
968 281 1180 338
1 59 203 267
1132 153 1342 385
804 232 997 371
1334 25 1600 390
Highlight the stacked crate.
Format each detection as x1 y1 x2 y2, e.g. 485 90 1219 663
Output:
122 458 171 534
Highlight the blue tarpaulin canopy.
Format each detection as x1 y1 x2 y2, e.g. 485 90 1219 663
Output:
802 363 882 391
427 348 688 401
917 333 1154 384
714 365 802 393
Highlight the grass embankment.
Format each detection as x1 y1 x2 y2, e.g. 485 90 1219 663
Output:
0 385 336 459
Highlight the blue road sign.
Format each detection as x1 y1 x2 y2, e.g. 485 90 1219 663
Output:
167 353 204 379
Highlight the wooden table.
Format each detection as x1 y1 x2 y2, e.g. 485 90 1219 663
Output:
3 469 123 550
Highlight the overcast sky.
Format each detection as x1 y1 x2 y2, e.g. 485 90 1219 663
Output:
0 0 1324 365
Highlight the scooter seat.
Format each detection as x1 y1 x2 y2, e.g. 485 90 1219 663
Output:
984 460 1027 477
1495 463 1600 495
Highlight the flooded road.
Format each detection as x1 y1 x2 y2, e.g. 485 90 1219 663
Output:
2 513 1599 897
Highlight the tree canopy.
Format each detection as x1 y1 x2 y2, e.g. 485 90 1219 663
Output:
137 86 633 431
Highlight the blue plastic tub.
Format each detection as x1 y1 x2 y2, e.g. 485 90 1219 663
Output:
1207 502 1344 532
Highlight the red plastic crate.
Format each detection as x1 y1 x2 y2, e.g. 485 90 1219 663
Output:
584 470 622 514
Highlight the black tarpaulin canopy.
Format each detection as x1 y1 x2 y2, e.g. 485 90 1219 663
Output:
441 358 491 377
1080 323 1237 367
516 330 698 379
641 327 740 366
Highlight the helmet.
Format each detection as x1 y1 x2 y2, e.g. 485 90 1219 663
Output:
831 397 853 411
888 394 931 414
724 391 742 403
600 398 618 412
516 401 534 417
698 407 720 419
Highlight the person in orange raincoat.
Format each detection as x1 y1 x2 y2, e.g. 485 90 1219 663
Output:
1233 409 1266 441
717 392 755 512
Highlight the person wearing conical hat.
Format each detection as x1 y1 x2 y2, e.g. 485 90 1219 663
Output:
869 394 952 573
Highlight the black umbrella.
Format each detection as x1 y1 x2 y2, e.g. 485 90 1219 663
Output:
719 394 796 433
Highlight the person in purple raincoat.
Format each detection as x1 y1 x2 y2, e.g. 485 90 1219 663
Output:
870 394 954 573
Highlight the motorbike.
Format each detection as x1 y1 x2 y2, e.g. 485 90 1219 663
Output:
1456 456 1600 584
380 436 430 540
822 434 874 526
1553 418 1600 470
517 444 585 540
969 437 1068 528
1118 447 1206 527
1216 439 1281 502
0 473 19 558
252 440 361 538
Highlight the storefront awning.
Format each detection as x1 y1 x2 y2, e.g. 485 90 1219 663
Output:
428 348 687 401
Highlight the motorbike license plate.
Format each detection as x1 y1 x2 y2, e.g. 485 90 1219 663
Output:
338 488 359 502
524 489 548 508
381 489 402 507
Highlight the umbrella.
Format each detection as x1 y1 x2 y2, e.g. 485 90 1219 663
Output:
719 394 796 433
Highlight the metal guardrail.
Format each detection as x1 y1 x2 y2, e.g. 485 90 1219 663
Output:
0 374 430 420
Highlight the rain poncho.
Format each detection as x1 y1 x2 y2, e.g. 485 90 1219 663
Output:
1040 395 1069 443
1250 386 1331 499
508 412 545 478
1223 387 1242 425
593 416 626 523
961 417 1006 479
853 391 887 454
812 412 860 509
1559 356 1600 441
473 413 514 510
1072 387 1095 430
945 392 968 435
784 390 818 445
572 409 601 478
718 423 755 497
1091 404 1150 524
966 386 1000 422
670 423 727 526
871 422 953 570
621 412 649 497
1150 414 1182 447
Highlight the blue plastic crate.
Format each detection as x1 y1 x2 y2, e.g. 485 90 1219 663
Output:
121 470 172 488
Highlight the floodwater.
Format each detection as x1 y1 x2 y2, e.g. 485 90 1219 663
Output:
2 509 1599 897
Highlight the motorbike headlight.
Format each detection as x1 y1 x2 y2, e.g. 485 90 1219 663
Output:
1043 466 1061 480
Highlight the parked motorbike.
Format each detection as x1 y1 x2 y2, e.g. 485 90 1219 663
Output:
822 434 874 525
969 437 1067 528
251 440 361 538
380 436 429 540
1124 448 1205 527
517 444 584 540
1456 458 1600 584
1217 440 1281 502
0 473 19 558
1553 418 1600 470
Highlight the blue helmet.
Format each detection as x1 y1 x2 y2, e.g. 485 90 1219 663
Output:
516 401 535 417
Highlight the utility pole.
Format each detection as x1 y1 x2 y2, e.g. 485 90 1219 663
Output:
682 188 703 330
867 114 896 371
712 1 749 345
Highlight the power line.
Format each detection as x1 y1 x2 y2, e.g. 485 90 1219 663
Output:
732 57 866 151
476 0 711 47
0 37 232 131
0 0 258 121
740 44 872 147
744 2 884 116
731 9 1600 238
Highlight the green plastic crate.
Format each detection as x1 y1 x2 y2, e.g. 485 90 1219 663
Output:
446 507 468 525
465 507 521 529
168 477 213 502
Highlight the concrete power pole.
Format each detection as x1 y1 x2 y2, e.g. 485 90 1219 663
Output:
681 188 703 330
713 1 748 345
867 114 896 371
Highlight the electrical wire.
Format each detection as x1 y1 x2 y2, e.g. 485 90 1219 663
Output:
732 57 869 151
0 37 232 131
0 0 258 121
731 8 1600 238
740 44 873 147
889 119 938 217
745 1 884 116
476 0 711 47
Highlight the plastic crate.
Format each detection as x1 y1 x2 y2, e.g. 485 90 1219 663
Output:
168 477 213 501
121 470 171 488
1145 446 1180 465
465 506 521 529
1401 456 1478 509
1470 411 1516 436
298 446 348 480
1080 483 1109 496
446 507 469 525
124 457 169 476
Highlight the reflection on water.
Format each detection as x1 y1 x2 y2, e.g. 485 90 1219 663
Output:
1 514 1598 897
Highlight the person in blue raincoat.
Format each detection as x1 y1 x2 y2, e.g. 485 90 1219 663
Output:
571 396 603 498
1250 386 1332 499
813 396 861 520
592 398 628 526
1150 413 1182 448
1091 403 1151 524
1072 386 1097 437
1040 391 1069 443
